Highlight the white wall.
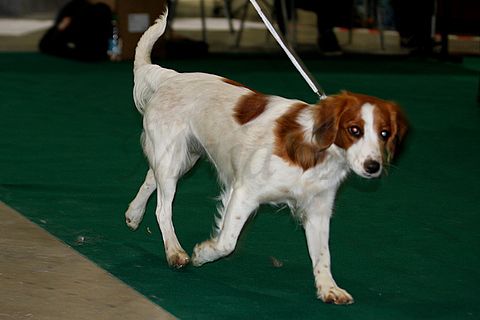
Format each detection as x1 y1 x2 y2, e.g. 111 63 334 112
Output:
0 0 69 16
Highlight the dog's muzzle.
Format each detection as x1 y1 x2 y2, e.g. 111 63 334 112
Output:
363 159 381 177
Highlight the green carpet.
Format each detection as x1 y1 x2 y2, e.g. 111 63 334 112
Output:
1 52 479 319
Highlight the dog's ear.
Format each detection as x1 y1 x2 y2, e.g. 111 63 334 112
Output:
386 104 408 161
284 132 322 171
312 93 355 151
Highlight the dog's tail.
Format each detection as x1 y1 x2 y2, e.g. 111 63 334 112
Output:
133 8 177 115
134 8 168 69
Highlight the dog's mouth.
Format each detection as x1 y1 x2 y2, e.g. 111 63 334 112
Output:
359 170 382 179
351 159 383 179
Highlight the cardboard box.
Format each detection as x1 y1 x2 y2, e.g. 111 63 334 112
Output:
103 0 166 60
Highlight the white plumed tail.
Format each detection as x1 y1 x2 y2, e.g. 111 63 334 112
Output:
134 8 168 70
133 8 177 115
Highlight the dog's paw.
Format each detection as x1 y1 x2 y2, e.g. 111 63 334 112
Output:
317 286 354 305
125 216 140 230
167 251 190 269
191 240 217 267
191 243 208 267
125 207 144 230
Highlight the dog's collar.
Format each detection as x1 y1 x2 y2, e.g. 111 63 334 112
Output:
318 93 328 101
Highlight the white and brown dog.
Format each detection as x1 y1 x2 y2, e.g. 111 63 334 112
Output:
125 10 407 304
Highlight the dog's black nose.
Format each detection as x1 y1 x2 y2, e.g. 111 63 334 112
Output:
364 160 381 174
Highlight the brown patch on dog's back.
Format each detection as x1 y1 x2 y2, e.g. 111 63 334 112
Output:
233 92 269 125
274 103 327 171
223 78 249 89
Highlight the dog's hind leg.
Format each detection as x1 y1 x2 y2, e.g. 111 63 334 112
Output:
145 124 200 268
125 168 156 230
192 185 259 266
153 174 190 268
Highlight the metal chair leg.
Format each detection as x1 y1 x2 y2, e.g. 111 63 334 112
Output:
223 0 235 33
376 0 385 50
200 0 207 42
167 0 179 38
235 0 250 47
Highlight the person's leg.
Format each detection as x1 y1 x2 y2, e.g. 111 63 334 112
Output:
294 0 341 53
38 27 78 59
314 1 341 53
75 3 112 61
392 0 433 52
274 0 293 35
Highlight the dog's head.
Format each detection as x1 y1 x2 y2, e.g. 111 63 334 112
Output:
313 92 408 178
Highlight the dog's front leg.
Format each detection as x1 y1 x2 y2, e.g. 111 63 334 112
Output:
192 186 258 266
303 191 354 304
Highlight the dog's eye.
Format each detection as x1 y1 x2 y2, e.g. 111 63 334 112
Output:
348 126 362 137
380 130 390 140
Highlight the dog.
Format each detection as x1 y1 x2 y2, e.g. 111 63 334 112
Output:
125 9 407 305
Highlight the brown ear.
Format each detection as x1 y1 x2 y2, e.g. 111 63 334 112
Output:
284 132 322 171
312 93 355 151
386 106 408 161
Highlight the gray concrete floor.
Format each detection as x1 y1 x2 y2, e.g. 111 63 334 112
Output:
0 202 176 320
